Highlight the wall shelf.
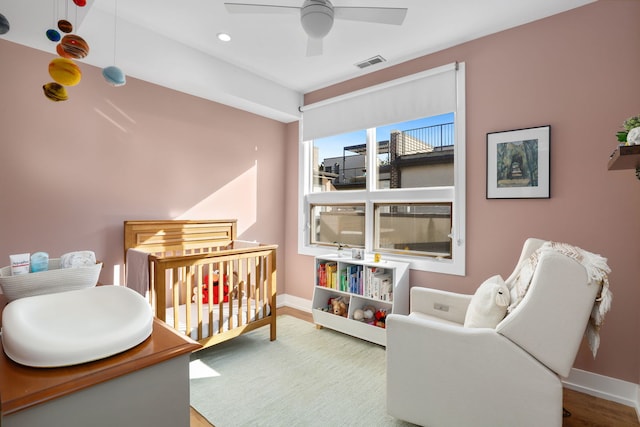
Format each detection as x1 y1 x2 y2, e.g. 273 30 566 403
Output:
608 145 640 170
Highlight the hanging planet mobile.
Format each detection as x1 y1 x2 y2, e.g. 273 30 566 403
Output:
48 57 82 86
46 28 61 42
57 19 72 33
102 66 126 87
0 13 9 35
43 82 69 102
59 34 89 59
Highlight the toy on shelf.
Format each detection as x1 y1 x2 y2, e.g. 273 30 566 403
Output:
374 308 387 328
330 296 348 317
353 304 376 324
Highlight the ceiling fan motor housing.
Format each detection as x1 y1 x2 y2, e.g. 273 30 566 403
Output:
301 0 334 39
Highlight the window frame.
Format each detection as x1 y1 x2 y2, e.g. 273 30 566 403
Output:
298 63 466 276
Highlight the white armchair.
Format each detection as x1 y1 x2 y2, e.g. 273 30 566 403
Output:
386 238 603 427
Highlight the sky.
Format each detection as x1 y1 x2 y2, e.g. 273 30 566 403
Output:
314 112 454 161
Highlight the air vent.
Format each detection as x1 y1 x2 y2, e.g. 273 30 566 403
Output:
355 55 386 69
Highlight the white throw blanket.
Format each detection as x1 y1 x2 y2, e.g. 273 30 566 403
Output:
60 250 96 268
507 241 612 358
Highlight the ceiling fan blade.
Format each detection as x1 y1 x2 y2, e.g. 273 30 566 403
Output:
334 7 407 25
224 3 300 15
306 37 323 57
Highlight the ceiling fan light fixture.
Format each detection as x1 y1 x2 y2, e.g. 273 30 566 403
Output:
300 0 334 39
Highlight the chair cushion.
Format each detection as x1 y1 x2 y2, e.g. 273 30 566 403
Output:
464 275 510 328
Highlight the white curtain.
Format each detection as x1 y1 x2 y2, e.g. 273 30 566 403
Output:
301 62 458 141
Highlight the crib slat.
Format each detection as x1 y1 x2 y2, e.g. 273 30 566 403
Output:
238 258 246 326
254 255 261 320
172 267 180 335
184 266 192 338
268 248 277 341
217 261 224 335
196 264 203 340
226 259 234 329
207 264 214 339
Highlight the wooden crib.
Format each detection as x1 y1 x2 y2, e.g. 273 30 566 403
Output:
124 219 277 349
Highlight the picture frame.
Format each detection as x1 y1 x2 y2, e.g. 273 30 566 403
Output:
486 125 550 199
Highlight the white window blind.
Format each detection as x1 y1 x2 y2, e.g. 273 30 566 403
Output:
301 62 458 141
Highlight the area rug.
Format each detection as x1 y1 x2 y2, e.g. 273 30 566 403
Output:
189 315 416 427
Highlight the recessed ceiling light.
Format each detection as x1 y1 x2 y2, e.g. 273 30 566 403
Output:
217 33 231 42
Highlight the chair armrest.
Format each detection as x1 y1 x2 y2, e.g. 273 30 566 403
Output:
410 287 472 325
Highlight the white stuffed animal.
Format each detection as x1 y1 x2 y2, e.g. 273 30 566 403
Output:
464 275 510 328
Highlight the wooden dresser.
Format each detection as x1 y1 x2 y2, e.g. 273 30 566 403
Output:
0 292 201 427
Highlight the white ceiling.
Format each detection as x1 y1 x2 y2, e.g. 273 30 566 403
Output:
1 0 594 122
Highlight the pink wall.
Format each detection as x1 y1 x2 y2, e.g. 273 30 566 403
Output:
286 1 640 383
0 39 287 292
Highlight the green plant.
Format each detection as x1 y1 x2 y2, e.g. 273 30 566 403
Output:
616 114 640 142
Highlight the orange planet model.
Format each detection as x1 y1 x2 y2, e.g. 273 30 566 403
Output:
60 34 89 59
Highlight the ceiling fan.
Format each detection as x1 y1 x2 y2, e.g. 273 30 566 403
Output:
224 0 408 56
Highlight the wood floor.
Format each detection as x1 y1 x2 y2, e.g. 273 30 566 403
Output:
190 307 638 427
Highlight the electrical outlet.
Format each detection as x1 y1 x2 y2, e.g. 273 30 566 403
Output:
433 303 449 312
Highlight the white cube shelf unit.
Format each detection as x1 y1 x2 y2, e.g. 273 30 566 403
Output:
312 255 409 346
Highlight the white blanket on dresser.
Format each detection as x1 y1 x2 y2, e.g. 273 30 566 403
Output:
165 298 270 341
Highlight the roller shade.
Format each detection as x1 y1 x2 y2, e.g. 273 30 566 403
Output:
302 62 458 141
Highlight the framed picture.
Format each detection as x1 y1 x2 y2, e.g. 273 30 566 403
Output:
486 125 550 199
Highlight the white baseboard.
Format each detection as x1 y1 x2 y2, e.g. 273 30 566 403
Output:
277 293 312 313
564 368 640 416
278 293 640 419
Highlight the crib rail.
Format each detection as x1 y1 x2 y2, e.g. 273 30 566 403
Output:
149 244 277 347
124 219 237 259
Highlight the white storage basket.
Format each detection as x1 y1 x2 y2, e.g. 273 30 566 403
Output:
0 259 102 302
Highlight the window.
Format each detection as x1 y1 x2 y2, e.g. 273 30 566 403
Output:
374 203 452 258
299 63 466 275
311 204 365 248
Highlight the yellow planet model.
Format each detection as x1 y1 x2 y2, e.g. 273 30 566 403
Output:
48 58 82 86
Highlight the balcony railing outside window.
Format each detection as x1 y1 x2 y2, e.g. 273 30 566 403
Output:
313 121 454 191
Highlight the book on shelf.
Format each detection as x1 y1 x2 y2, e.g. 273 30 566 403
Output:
317 262 326 287
339 267 348 292
366 267 393 301
347 264 363 295
317 261 339 289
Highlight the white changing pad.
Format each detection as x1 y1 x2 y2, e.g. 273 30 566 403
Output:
1 286 153 367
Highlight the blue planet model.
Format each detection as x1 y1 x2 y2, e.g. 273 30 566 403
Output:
102 66 126 86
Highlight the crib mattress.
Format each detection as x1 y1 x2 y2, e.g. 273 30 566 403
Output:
166 298 270 340
1 286 153 367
